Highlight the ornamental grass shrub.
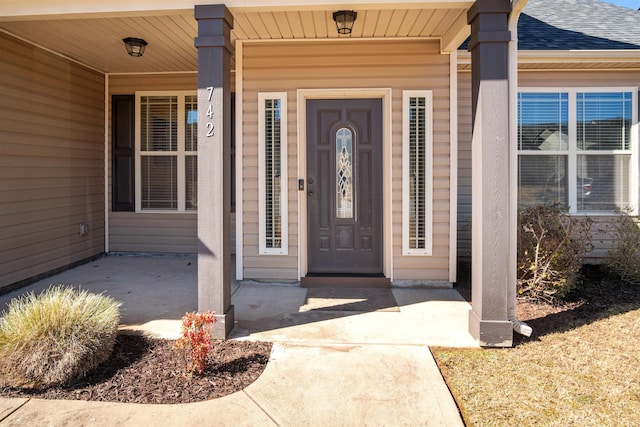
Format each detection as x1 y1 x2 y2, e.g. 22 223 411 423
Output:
0 285 121 389
604 211 640 286
517 203 593 303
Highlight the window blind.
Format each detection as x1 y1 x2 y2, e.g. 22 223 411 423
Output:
403 90 433 256
264 99 282 249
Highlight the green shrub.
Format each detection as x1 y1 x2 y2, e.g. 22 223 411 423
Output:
604 211 640 285
0 285 121 389
517 203 593 303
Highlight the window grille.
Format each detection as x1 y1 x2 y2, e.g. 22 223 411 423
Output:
518 89 637 213
136 93 197 212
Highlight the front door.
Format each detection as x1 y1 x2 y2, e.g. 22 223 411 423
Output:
306 99 383 275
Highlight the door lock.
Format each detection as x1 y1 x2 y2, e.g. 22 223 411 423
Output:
298 179 305 191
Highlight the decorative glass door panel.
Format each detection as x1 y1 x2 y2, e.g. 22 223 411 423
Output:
306 99 383 275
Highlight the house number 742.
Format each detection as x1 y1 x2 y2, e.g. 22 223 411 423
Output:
206 86 214 137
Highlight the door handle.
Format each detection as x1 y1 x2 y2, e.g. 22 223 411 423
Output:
308 191 314 198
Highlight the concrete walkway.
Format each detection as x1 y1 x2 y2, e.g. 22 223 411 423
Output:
0 255 476 426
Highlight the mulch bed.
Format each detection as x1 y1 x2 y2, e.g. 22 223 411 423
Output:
513 264 640 344
456 263 640 345
2 264 637 405
0 336 272 404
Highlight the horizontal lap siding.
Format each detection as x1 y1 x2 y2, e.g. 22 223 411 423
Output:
457 71 472 260
0 33 105 289
108 74 236 254
456 68 640 262
242 40 451 281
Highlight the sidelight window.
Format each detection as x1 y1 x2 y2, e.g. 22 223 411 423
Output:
258 93 288 255
402 91 433 256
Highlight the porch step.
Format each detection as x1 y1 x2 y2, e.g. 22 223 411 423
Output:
301 276 391 289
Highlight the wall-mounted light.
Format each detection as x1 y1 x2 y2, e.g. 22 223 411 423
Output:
123 37 148 57
332 10 357 35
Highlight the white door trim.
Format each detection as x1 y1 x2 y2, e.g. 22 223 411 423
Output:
297 88 393 280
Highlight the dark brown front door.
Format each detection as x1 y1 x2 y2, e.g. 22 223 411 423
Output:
306 99 383 275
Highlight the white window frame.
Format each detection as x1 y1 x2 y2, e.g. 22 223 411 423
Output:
402 90 433 256
135 91 197 213
258 92 288 255
518 87 639 215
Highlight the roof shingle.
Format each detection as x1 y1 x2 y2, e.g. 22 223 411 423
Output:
519 0 640 50
461 0 640 50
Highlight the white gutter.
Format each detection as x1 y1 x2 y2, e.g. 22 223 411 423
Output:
458 49 640 66
509 0 532 337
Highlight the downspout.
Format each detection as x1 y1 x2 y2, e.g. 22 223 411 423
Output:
509 0 532 337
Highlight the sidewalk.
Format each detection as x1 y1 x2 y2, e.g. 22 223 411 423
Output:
0 255 475 426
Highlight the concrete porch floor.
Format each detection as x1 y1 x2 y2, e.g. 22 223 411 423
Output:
0 254 477 348
0 254 477 426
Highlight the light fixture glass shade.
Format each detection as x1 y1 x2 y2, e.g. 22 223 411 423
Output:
123 37 148 57
332 10 357 35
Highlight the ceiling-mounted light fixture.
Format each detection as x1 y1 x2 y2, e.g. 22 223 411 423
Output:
123 37 148 57
332 10 357 35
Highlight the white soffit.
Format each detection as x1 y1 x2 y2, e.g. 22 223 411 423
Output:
0 3 471 73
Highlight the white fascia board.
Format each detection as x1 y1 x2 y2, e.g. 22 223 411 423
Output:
458 50 640 66
0 0 472 20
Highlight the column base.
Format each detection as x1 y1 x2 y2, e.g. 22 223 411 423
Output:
211 305 235 339
469 310 513 347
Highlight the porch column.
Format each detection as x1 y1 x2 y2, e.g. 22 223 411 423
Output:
195 4 234 339
467 0 513 347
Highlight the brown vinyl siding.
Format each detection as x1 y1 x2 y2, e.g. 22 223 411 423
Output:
107 73 235 254
456 68 640 262
0 33 105 289
242 39 451 281
457 71 472 260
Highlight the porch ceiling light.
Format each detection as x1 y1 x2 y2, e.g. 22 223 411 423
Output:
332 10 357 35
123 37 148 57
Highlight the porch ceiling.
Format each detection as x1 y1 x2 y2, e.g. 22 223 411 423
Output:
0 4 471 74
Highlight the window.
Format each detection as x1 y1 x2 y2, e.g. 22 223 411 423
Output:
518 89 638 213
336 127 353 219
258 93 288 254
136 92 197 212
402 90 433 255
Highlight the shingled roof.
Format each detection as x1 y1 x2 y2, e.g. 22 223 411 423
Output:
519 0 640 50
461 0 640 50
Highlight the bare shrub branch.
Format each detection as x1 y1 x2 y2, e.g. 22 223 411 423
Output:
517 203 593 303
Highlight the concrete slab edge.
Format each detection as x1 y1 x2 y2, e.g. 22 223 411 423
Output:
0 398 30 423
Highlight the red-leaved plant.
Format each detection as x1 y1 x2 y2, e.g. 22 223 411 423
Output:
174 311 216 375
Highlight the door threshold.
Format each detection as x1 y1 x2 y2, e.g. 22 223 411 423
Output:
301 276 390 289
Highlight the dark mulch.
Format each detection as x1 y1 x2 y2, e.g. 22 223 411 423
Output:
455 263 640 345
0 336 272 404
514 264 640 344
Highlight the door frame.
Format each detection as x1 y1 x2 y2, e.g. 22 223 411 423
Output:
297 88 393 280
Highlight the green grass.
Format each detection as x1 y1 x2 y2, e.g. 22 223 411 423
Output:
432 305 640 427
0 285 121 389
